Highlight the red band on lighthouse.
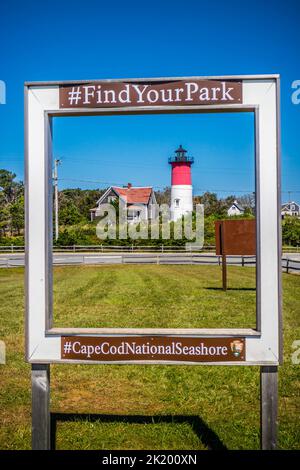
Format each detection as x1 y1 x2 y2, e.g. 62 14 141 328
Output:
171 162 192 185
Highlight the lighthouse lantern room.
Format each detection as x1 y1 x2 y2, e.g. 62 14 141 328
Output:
169 145 194 221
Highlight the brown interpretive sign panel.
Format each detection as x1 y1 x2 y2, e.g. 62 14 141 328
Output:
61 336 245 362
59 79 242 109
215 219 256 256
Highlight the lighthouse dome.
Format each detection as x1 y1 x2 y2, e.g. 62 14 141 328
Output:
168 145 194 164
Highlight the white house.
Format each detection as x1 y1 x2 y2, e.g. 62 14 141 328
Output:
281 201 300 218
227 200 245 217
90 183 158 223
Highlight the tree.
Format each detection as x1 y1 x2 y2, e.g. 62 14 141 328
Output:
155 187 171 206
196 192 235 217
10 196 24 235
57 188 105 223
282 216 300 246
59 203 83 226
0 169 23 204
0 196 10 237
0 169 24 236
236 193 255 214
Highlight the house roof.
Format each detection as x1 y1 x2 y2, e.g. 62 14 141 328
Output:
229 201 244 212
112 186 152 204
281 201 299 209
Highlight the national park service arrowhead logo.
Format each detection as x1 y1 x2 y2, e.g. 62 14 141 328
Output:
230 340 244 358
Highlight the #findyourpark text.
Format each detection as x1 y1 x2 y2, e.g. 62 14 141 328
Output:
60 79 242 108
71 82 235 105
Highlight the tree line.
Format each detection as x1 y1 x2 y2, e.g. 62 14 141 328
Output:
0 170 24 238
1 168 300 246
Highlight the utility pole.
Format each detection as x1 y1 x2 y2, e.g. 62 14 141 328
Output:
53 159 61 241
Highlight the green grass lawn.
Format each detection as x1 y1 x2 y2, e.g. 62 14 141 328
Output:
0 265 299 450
53 264 256 329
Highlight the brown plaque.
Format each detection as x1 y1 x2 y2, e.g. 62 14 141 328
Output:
59 79 242 109
61 336 245 362
215 219 256 256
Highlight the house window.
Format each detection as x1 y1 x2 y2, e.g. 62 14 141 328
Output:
291 204 295 211
175 199 180 208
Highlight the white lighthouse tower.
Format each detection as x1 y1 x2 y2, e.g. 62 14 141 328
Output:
169 145 194 221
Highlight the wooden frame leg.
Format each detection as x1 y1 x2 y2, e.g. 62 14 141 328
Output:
32 364 50 450
260 365 278 450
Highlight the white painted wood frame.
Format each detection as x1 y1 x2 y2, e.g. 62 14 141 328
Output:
25 75 281 365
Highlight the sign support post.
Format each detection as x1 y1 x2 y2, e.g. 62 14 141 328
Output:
31 364 51 450
260 366 278 450
219 221 227 291
222 254 227 291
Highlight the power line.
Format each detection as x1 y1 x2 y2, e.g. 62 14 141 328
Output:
58 177 300 196
59 178 125 187
61 158 252 174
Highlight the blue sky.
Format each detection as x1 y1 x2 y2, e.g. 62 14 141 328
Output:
53 113 255 195
0 0 299 200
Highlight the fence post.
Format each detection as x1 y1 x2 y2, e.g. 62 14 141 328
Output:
242 256 245 267
286 258 289 274
11 244 13 254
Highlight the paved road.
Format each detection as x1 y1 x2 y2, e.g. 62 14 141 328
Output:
0 252 299 272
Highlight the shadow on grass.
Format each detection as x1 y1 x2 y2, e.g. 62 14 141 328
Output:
206 287 256 291
50 412 227 450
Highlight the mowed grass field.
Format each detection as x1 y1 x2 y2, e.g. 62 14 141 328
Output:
53 264 256 329
0 264 299 450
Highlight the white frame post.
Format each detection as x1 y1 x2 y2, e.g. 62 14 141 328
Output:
31 364 50 450
260 365 278 450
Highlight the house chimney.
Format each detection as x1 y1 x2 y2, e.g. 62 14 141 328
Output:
127 183 132 189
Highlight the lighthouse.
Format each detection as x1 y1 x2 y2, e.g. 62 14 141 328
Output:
169 145 194 221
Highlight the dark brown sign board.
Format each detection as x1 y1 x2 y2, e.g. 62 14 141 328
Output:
59 79 242 109
215 219 256 256
61 336 245 362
